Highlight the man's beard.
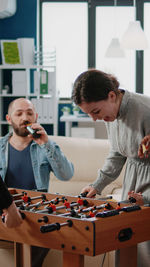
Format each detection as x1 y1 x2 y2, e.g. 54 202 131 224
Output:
11 120 30 137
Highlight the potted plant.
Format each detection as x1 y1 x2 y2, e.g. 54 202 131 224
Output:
2 85 9 95
61 106 71 116
73 105 80 116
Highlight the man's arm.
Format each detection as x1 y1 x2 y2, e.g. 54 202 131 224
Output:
41 140 74 181
29 123 74 180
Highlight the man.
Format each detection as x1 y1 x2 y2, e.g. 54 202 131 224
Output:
0 98 74 267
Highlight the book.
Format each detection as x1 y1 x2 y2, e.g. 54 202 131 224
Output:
40 70 48 94
34 71 40 95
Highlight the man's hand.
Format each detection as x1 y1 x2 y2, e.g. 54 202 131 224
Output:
2 202 22 228
28 123 48 145
81 185 97 198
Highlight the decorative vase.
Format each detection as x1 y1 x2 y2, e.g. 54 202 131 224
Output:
63 111 70 116
73 111 79 116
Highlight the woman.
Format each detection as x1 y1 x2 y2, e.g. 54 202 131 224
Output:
0 177 22 228
72 69 150 267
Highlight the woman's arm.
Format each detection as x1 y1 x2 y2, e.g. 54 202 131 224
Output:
0 177 22 228
80 151 126 198
92 151 126 194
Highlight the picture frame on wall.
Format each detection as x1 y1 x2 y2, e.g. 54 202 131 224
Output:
0 39 22 65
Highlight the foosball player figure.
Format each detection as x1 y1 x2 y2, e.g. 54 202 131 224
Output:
53 197 59 205
62 196 66 203
103 206 109 211
49 203 56 214
78 197 89 207
64 199 71 211
89 210 95 218
77 196 84 208
70 208 78 217
22 192 31 203
103 203 112 211
115 203 121 210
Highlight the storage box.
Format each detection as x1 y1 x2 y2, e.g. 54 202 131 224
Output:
12 70 27 95
18 38 34 65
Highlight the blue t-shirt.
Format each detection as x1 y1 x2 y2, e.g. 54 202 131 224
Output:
5 142 37 190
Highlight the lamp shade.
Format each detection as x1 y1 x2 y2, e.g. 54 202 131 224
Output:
105 38 125 58
121 21 149 50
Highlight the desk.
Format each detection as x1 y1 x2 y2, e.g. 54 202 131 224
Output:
60 115 103 137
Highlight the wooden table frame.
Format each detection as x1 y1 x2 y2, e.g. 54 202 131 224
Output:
1 189 150 267
13 243 137 267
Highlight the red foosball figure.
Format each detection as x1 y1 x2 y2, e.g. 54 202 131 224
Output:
89 210 95 217
64 199 70 210
115 203 121 210
22 192 29 203
77 197 84 207
50 203 56 213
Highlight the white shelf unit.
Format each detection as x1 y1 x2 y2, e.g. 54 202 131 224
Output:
0 65 58 136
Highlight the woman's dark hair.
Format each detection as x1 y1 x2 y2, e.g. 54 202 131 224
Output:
72 69 120 104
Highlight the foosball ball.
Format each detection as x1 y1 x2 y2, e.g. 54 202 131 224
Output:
1 188 150 267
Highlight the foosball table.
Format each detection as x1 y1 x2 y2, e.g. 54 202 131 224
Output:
1 188 150 267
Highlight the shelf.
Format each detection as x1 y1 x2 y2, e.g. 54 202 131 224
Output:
0 94 28 97
0 94 53 98
0 120 54 125
0 65 55 69
0 64 58 135
0 121 9 124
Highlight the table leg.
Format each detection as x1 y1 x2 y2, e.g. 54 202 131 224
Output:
14 242 31 267
65 122 71 137
117 245 137 267
63 252 84 267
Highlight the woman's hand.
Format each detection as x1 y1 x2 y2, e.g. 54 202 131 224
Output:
138 135 150 158
81 185 97 198
128 191 144 206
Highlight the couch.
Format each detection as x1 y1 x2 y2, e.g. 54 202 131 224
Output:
0 136 125 267
43 135 125 267
48 135 124 197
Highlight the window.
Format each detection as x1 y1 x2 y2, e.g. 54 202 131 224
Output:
41 0 146 98
42 2 88 98
96 6 135 91
144 2 150 96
